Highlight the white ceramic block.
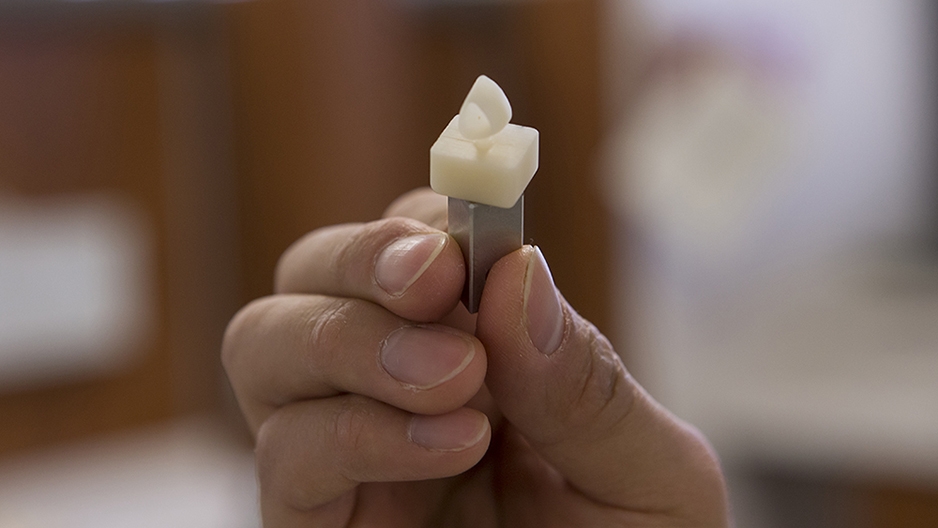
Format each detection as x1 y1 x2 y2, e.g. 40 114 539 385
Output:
431 116 538 208
430 75 538 209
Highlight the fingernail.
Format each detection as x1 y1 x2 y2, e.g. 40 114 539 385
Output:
523 247 564 356
381 326 475 389
409 412 488 451
375 233 447 296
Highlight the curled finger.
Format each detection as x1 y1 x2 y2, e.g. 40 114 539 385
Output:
256 395 490 526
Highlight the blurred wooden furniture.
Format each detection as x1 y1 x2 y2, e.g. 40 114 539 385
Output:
0 9 172 456
0 4 240 455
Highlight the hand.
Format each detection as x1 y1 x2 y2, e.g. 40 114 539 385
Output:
222 187 730 527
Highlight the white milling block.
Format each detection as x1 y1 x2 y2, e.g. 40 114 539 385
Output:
431 75 539 209
430 116 539 208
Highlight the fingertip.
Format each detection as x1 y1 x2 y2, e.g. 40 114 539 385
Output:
379 324 488 416
374 232 448 297
522 247 565 356
476 245 545 356
409 407 491 453
399 407 491 484
276 216 465 322
476 245 559 419
377 229 465 322
477 245 534 319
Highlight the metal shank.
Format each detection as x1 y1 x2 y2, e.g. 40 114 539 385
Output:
448 196 524 313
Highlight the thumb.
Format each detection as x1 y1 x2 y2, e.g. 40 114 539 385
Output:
476 246 728 522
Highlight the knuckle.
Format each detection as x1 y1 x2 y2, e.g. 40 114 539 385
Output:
330 227 370 288
556 323 636 437
328 397 373 470
334 217 416 267
221 296 278 375
301 298 359 370
273 227 331 292
254 413 317 511
253 412 309 507
253 416 279 487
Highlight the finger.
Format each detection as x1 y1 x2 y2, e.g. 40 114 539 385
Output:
257 395 490 526
477 246 728 522
274 216 464 323
222 294 486 434
382 187 448 230
383 188 479 336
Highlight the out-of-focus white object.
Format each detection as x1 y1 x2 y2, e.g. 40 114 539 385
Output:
607 0 935 285
0 193 154 389
602 0 938 484
0 419 259 528
430 75 538 209
611 52 793 271
631 248 938 480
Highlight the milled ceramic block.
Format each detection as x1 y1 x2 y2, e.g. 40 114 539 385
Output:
430 117 538 209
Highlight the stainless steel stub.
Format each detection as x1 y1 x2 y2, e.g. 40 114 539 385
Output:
448 195 524 313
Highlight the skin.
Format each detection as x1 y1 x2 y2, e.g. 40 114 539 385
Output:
222 187 731 527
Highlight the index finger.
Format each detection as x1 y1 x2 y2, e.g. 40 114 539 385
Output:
275 216 465 323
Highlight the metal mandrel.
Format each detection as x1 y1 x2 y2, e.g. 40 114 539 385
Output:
448 195 524 313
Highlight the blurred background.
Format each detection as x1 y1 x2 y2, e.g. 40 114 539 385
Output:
0 0 934 526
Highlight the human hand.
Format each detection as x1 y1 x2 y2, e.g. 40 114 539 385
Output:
222 187 730 527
